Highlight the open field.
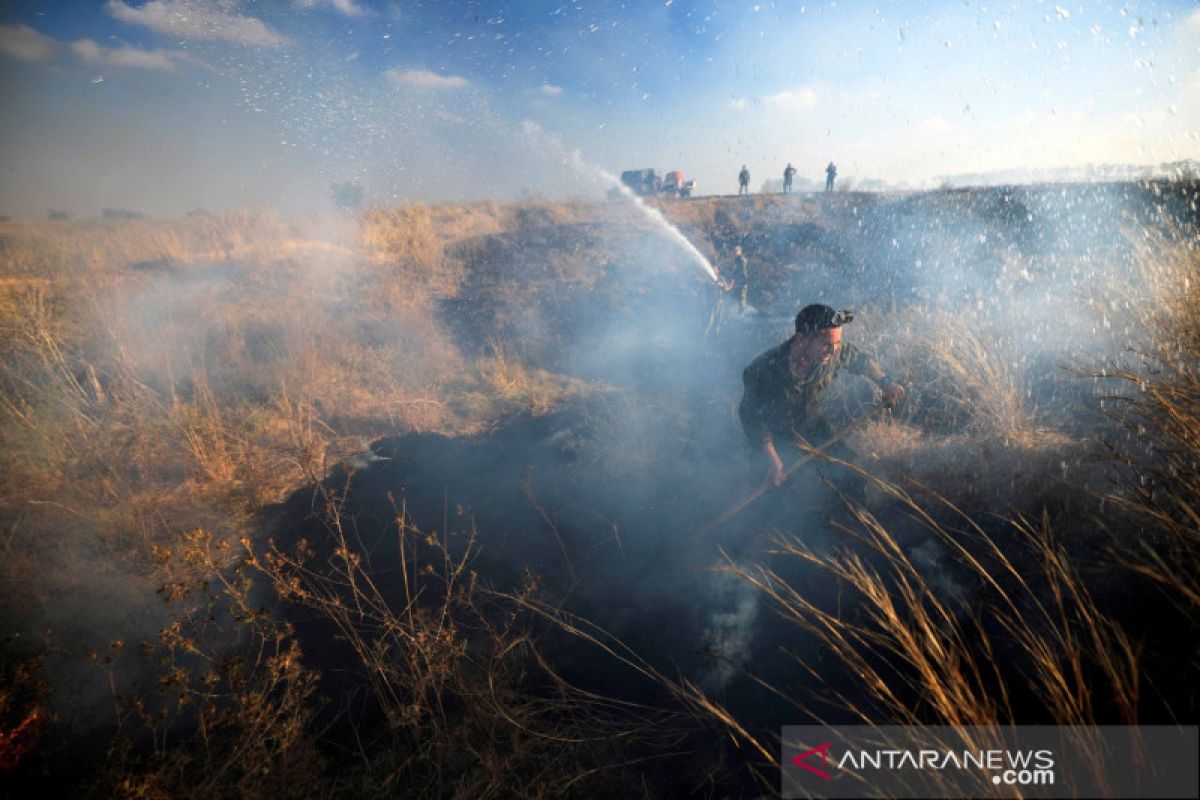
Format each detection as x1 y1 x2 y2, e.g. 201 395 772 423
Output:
1 183 1198 795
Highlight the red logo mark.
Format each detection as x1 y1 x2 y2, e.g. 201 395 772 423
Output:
791 741 832 780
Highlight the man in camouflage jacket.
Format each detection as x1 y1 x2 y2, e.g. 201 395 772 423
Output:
739 304 905 489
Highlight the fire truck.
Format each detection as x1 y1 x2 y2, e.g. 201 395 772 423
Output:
619 169 696 198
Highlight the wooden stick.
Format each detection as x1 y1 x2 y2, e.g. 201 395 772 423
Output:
693 406 885 539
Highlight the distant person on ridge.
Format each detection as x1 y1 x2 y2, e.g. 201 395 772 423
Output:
825 162 837 192
739 304 904 491
783 163 797 194
738 165 751 195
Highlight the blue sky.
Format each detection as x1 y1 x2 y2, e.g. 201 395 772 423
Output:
0 0 1196 217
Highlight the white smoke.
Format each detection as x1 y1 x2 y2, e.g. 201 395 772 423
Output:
699 569 762 691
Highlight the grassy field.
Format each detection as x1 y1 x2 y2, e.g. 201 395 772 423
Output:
1 185 1197 795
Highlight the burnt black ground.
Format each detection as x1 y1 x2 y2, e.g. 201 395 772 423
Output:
261 181 1200 793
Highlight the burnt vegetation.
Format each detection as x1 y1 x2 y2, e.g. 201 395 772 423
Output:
1 182 1198 796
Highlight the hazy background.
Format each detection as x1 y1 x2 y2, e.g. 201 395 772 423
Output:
1 0 1197 218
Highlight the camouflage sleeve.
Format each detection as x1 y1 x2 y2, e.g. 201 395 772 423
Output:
840 342 874 376
738 363 772 445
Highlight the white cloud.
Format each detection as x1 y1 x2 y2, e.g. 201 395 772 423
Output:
0 24 185 73
386 68 470 89
918 116 952 133
0 24 60 63
1185 8 1200 28
71 38 180 71
293 0 368 16
105 0 290 48
764 87 818 110
539 83 563 96
730 97 749 111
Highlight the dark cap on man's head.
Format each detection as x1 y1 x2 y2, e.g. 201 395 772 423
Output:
794 304 855 334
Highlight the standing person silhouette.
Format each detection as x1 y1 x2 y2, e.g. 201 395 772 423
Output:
783 163 796 194
738 165 750 195
729 246 750 312
825 162 837 192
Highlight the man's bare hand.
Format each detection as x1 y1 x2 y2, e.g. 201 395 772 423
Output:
764 450 786 488
881 382 906 409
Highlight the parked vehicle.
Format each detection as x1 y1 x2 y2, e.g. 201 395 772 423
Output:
619 168 696 198
620 168 662 195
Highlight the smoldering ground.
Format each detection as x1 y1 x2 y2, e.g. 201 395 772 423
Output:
5 181 1199 794
262 181 1200 747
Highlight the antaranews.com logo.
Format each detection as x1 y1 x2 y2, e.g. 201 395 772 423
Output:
781 725 1197 799
792 740 1054 786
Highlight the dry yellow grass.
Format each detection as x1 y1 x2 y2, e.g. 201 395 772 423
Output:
0 199 641 792
1093 235 1200 611
651 229 1200 790
663 192 824 220
2 194 1197 794
0 203 598 650
0 210 350 277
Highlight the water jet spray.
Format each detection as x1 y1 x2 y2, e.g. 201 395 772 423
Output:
521 121 721 284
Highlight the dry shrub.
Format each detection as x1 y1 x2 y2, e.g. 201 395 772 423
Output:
75 420 685 795
0 203 578 577
0 208 456 656
863 308 1035 437
650 237 1199 790
0 201 633 790
1098 236 1200 612
5 194 1192 793
847 304 1093 515
650 193 826 235
753 475 1136 724
0 210 340 278
852 419 1084 516
461 339 592 419
94 528 325 800
427 201 510 240
236 488 683 797
359 205 452 293
651 466 1144 796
